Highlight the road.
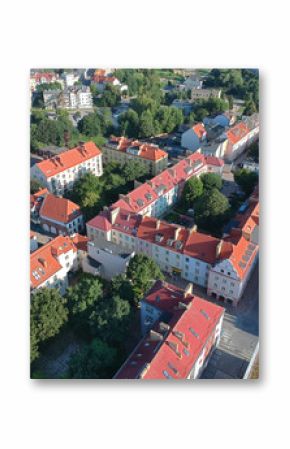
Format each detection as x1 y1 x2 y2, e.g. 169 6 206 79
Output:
201 261 259 379
165 261 259 379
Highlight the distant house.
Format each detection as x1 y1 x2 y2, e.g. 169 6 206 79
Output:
39 194 84 236
91 69 127 92
30 71 57 92
181 123 207 152
43 86 93 109
203 113 235 128
191 88 222 100
183 75 203 90
103 136 168 175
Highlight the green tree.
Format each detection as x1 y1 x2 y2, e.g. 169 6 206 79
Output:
66 274 103 335
68 338 118 379
194 188 230 234
69 172 102 209
36 81 63 92
111 274 135 303
139 110 155 137
119 109 140 137
123 160 149 182
127 254 164 302
200 173 223 191
234 168 258 196
78 112 102 136
181 176 203 208
30 178 45 194
30 288 68 362
98 85 121 107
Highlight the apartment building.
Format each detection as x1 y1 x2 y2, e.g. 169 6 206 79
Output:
39 193 84 235
30 235 78 295
103 137 168 175
43 86 93 109
114 280 225 379
87 200 259 305
224 115 259 162
31 141 103 195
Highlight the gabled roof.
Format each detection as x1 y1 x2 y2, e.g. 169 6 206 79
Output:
35 141 101 178
39 194 81 224
30 236 76 289
137 217 189 254
226 122 250 145
108 136 168 161
87 211 112 232
115 282 224 379
184 231 233 264
205 156 224 167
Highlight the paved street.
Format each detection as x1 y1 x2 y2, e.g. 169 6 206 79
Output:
165 261 259 379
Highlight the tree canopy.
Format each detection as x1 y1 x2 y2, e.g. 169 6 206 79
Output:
194 188 230 234
234 168 259 196
126 254 164 302
30 288 69 362
200 173 223 191
68 338 118 379
181 176 203 209
30 178 45 194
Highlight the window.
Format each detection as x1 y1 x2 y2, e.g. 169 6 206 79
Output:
214 283 218 288
221 287 225 291
185 264 189 270
215 276 219 280
223 279 227 284
229 289 234 294
231 282 235 287
221 269 224 273
185 272 188 277
227 272 231 276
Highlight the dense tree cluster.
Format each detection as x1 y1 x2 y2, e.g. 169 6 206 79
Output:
77 108 113 137
119 101 184 138
65 159 149 220
181 173 229 234
204 69 259 112
30 288 69 362
30 110 79 151
234 168 259 196
189 97 229 123
126 254 164 302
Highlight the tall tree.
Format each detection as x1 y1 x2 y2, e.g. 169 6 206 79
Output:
200 173 223 191
194 188 230 234
30 288 68 362
234 168 258 196
127 254 164 302
181 176 203 208
68 338 118 379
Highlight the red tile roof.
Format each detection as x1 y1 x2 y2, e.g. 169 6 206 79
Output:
205 156 224 167
71 233 88 252
229 236 258 279
192 123 206 139
108 137 168 162
137 217 189 254
87 211 112 232
39 194 81 224
226 122 250 145
184 232 233 264
30 236 76 289
35 141 101 178
30 188 48 210
115 282 224 379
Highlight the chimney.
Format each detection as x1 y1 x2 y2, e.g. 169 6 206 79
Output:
138 363 151 379
149 330 163 341
110 207 120 225
168 341 182 358
184 283 193 298
216 239 223 258
178 301 191 310
38 257 47 268
190 224 197 234
156 220 161 230
174 227 181 241
159 322 170 333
